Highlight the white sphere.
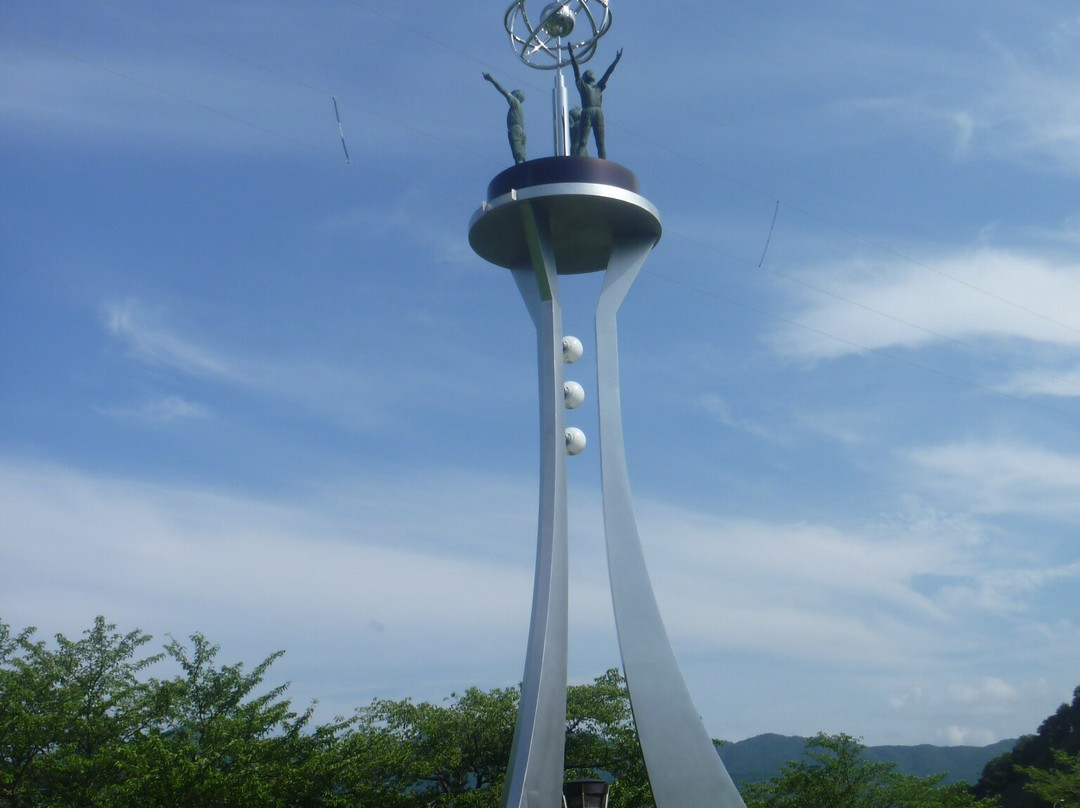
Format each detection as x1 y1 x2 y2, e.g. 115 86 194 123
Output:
565 427 587 455
563 381 585 409
540 3 575 37
562 335 583 364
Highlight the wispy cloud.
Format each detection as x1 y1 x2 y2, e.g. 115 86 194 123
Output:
857 22 1080 173
96 395 213 423
0 457 541 715
890 675 1052 747
101 298 392 430
631 496 1033 669
771 247 1080 364
696 394 786 442
0 42 330 155
1 452 1074 741
105 299 242 381
996 365 1080 398
907 440 1080 521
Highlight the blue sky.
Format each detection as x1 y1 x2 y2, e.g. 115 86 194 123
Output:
4 0 1080 748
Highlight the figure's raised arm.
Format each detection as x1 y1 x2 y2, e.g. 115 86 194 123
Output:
597 48 622 90
568 44 582 83
483 72 511 100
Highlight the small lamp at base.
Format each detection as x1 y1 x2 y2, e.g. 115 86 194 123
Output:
563 779 610 808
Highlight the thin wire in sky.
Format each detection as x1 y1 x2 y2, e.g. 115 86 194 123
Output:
332 96 351 165
758 201 781 268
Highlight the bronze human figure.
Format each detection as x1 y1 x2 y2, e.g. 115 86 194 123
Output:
483 72 526 164
569 107 582 156
568 46 622 159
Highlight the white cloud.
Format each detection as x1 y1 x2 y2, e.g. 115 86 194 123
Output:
106 299 242 381
1 453 1076 741
771 248 1080 364
100 298 396 430
938 564 1080 616
907 440 1080 520
0 457 545 715
937 725 998 746
96 395 213 423
626 501 992 669
854 23 1080 174
696 393 785 442
996 365 1080 398
948 677 1018 705
0 44 328 154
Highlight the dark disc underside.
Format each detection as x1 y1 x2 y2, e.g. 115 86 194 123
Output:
469 157 661 275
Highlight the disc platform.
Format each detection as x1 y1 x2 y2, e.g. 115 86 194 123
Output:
468 156 662 275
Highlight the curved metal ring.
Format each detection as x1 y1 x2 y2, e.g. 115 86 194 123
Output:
504 0 612 70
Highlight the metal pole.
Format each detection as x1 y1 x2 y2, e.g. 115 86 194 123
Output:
553 41 571 156
553 70 571 156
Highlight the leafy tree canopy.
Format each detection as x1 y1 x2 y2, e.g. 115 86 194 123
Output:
975 686 1080 808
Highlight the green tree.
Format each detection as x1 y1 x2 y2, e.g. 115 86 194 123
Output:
100 631 315 808
0 616 161 808
975 686 1080 808
565 669 651 808
0 620 53 808
1019 748 1080 807
361 685 519 808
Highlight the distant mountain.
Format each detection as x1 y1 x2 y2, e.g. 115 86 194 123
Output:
716 733 1017 786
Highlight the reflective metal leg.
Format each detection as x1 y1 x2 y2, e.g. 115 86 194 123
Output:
501 202 570 808
596 239 747 808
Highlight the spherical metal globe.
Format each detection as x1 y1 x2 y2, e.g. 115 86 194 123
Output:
539 3 575 37
564 427 587 455
562 335 584 363
563 381 585 409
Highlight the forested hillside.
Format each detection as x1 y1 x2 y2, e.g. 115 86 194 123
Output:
718 733 1015 786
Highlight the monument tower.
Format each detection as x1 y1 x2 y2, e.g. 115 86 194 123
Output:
469 4 747 808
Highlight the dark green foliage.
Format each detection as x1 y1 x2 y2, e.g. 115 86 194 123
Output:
1018 748 1080 807
0 617 332 808
974 687 1080 808
360 685 519 807
0 617 162 808
100 632 316 808
564 669 651 808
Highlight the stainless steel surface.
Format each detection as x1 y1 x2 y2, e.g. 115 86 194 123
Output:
471 161 742 808
504 0 612 70
553 71 571 156
596 239 747 808
501 201 570 808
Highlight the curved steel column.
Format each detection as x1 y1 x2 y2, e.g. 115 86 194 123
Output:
501 201 570 808
596 239 746 808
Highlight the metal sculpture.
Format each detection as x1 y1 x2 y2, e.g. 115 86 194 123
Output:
470 6 747 808
503 0 612 156
483 73 528 164
504 0 612 70
568 45 621 158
